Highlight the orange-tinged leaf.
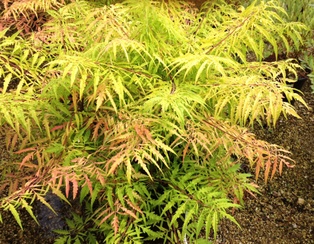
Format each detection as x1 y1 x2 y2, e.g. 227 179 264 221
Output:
24 178 37 188
120 206 137 219
50 124 66 132
98 210 113 225
96 91 105 111
50 169 58 187
271 156 278 179
264 158 271 183
125 198 142 214
112 214 119 235
97 172 106 186
97 207 111 219
19 152 34 169
15 147 37 154
143 126 153 142
84 174 93 195
134 124 146 141
71 178 79 200
65 174 70 198
20 162 38 169
92 121 101 141
182 142 190 161
107 153 125 175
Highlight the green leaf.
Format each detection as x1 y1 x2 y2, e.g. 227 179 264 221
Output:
36 194 57 215
51 188 71 205
0 105 14 128
54 235 69 244
211 211 218 238
8 204 23 229
45 143 65 154
170 202 186 226
54 229 70 235
91 183 102 208
182 207 195 235
21 199 38 225
2 73 12 94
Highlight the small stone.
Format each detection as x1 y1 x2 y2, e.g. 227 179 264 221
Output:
297 197 305 205
292 223 297 228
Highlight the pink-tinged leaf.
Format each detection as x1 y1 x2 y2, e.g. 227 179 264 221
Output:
182 142 190 161
19 152 34 169
120 206 138 219
125 198 142 214
20 162 37 169
279 159 283 175
271 156 278 179
71 157 84 163
97 207 111 220
284 158 295 168
71 178 79 200
264 158 271 183
107 154 125 175
96 91 105 111
97 172 106 186
50 124 65 132
92 121 101 141
50 170 57 187
134 124 145 141
65 174 70 198
98 210 114 225
15 147 36 154
24 178 37 188
84 174 93 196
112 215 119 236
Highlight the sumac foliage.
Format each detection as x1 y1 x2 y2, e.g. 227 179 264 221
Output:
0 0 308 243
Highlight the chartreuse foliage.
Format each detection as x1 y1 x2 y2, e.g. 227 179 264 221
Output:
271 0 314 92
263 0 314 92
0 0 308 243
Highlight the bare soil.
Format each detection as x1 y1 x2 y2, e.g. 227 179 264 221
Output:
216 79 314 244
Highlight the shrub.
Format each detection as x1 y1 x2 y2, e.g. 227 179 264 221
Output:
0 0 307 243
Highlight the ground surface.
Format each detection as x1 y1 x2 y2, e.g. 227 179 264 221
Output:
216 79 314 244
